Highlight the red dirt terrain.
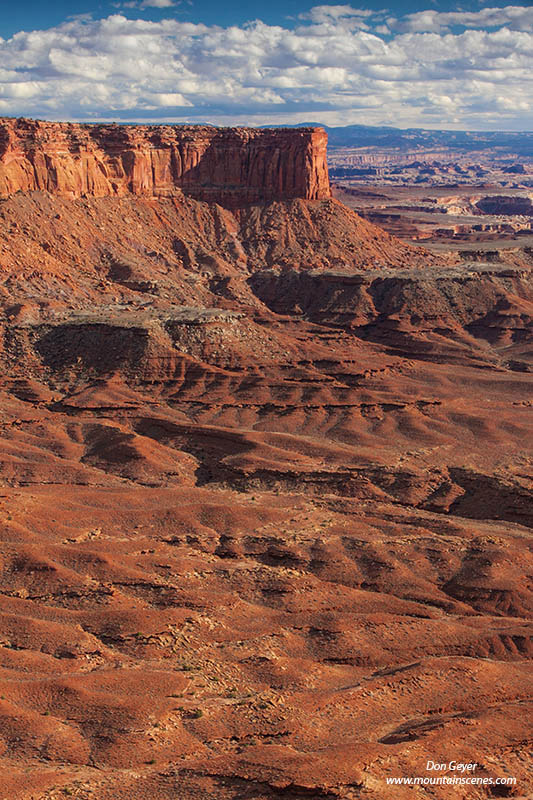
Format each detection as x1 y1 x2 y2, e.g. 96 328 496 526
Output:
0 122 532 800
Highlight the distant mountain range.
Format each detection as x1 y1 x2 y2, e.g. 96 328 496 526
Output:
287 123 533 156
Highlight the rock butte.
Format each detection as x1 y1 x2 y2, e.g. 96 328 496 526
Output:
0 118 330 205
0 120 531 800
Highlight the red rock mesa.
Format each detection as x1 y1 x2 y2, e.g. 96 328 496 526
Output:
0 118 331 205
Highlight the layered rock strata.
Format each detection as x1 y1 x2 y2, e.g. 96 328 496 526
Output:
0 118 330 205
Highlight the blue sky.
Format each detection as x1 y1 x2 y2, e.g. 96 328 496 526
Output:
0 2 532 129
0 1 509 38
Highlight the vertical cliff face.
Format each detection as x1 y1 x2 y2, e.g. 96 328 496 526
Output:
0 118 330 205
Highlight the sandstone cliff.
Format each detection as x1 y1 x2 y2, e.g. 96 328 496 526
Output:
0 118 330 205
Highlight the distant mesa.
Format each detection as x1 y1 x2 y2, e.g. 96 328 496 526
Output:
475 194 533 216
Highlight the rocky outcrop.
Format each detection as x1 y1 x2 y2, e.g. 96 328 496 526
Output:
250 264 533 331
0 118 330 205
475 194 533 215
250 264 533 369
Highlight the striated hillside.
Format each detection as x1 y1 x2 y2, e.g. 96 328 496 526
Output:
0 122 531 800
0 192 447 314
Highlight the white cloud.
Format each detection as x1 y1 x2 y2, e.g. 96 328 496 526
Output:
389 6 533 34
0 6 531 128
119 0 178 8
298 5 373 29
140 0 176 6
301 5 373 21
149 92 192 105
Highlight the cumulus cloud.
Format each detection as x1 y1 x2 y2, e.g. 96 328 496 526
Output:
387 6 533 34
140 0 177 6
0 5 531 129
299 5 373 28
118 0 178 9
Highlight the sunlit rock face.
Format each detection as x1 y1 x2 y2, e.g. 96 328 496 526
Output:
0 118 330 205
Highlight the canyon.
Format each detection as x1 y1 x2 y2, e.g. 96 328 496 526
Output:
328 127 533 261
0 121 531 800
334 183 533 265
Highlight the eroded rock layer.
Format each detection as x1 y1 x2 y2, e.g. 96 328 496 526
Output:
0 135 531 799
0 119 330 205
